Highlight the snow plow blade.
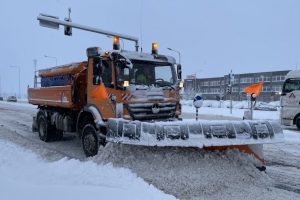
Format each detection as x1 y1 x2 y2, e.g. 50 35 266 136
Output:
106 119 284 147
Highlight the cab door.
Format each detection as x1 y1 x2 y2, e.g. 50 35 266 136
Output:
87 56 115 119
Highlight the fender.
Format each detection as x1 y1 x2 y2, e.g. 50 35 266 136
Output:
76 105 105 132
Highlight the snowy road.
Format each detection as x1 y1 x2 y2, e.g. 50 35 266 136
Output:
0 101 299 199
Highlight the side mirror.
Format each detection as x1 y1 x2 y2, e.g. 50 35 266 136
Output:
177 64 182 80
93 57 102 85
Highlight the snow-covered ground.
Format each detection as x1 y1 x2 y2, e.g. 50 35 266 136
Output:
0 101 299 199
0 140 175 200
181 100 280 120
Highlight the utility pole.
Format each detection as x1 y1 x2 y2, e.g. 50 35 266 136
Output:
167 47 181 64
33 59 37 88
228 70 234 114
44 55 58 66
194 76 197 93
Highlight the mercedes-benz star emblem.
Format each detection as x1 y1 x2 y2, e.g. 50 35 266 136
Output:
152 103 160 114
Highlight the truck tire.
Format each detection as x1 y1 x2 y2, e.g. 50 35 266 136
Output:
82 124 99 157
38 115 52 142
53 130 64 141
296 117 300 130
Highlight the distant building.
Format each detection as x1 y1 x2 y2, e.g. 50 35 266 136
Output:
184 70 290 102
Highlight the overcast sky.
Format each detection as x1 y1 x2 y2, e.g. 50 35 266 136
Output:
0 0 299 97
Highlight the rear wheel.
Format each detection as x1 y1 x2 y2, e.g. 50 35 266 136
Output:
82 124 99 157
296 117 300 130
38 115 52 142
53 130 64 141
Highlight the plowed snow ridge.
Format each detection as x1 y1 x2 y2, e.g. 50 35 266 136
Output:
93 144 299 200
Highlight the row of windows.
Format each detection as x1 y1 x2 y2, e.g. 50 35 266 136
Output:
200 80 227 86
231 85 282 93
239 75 285 83
200 88 224 94
197 75 285 86
196 85 282 94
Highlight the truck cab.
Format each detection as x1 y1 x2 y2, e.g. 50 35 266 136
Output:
280 70 300 129
89 47 182 122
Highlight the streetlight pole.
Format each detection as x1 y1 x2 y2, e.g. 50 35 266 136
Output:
9 66 21 99
167 47 181 64
44 55 58 66
33 59 38 88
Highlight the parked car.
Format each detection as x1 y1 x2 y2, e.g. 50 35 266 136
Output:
7 96 17 102
254 102 277 111
0 97 3 101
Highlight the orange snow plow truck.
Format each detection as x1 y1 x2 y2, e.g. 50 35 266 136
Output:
28 13 283 170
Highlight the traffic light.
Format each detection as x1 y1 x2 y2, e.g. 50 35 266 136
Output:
64 8 72 36
226 85 231 94
64 18 72 36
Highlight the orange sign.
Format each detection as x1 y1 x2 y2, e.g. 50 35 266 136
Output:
243 82 264 97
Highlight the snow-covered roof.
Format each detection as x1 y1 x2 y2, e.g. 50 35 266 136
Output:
286 70 300 79
119 50 176 64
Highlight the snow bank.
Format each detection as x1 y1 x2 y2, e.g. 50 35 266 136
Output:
0 140 175 200
93 143 295 200
181 100 281 120
182 105 280 120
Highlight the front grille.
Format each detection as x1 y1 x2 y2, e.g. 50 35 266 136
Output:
127 102 176 120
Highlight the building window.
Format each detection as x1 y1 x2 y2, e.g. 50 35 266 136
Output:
264 76 271 82
210 81 220 86
257 76 264 82
240 78 246 83
203 81 209 86
262 86 271 92
210 88 221 94
272 75 286 82
272 85 282 92
234 79 239 84
240 77 253 83
232 87 239 92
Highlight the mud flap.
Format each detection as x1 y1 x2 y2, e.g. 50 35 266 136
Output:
106 119 284 147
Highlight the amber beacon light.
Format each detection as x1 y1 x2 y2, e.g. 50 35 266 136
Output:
152 42 158 54
113 36 120 50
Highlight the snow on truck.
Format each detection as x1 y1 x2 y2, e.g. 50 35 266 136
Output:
281 70 300 129
28 12 283 170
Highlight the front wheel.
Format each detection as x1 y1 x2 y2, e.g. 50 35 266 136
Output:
81 124 99 157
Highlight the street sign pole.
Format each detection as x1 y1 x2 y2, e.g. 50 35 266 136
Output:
230 87 232 114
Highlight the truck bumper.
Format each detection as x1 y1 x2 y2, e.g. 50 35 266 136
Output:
281 118 293 126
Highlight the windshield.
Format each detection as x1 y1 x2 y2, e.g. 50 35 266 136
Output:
282 79 300 93
131 62 176 86
117 61 177 87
